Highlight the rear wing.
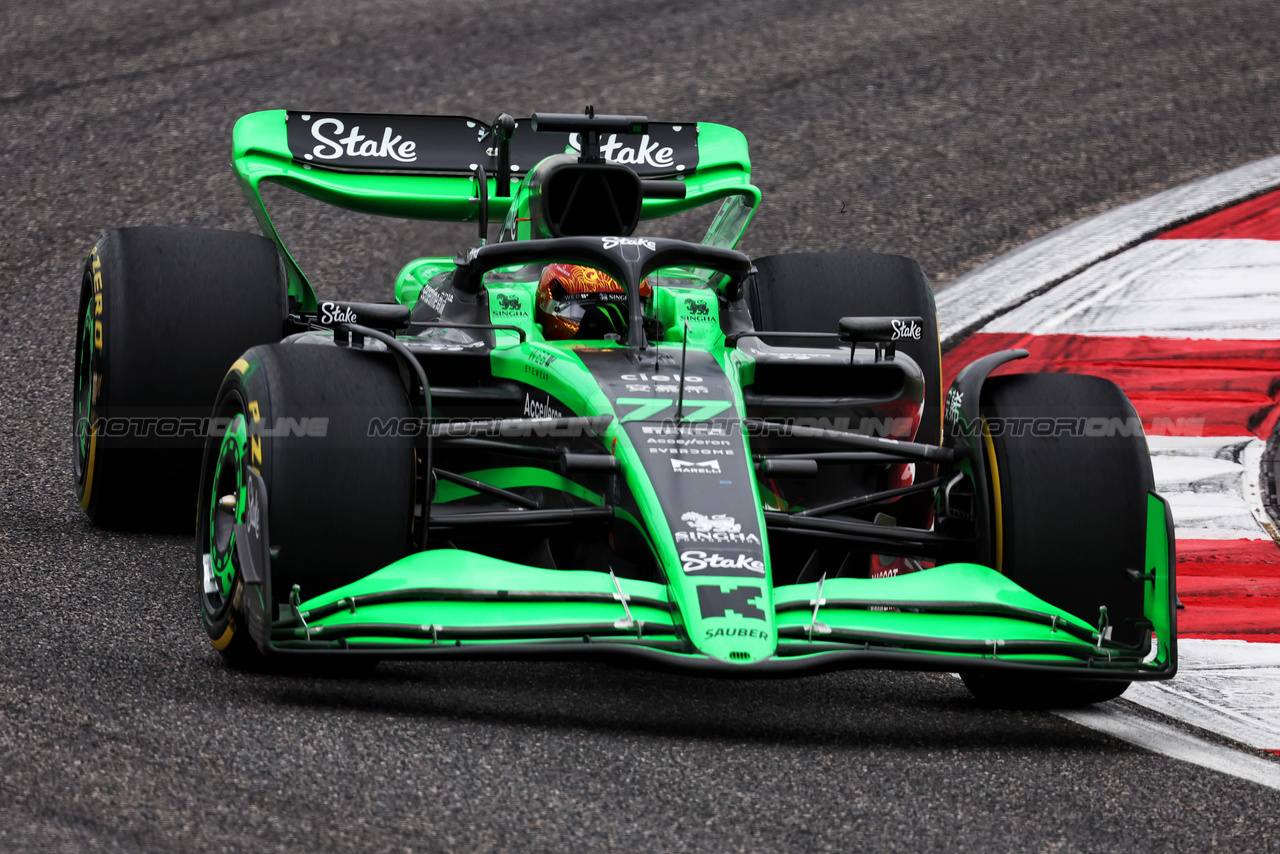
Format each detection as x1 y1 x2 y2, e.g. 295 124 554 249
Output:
231 110 760 309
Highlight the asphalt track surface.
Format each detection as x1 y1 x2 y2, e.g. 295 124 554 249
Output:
5 1 1280 851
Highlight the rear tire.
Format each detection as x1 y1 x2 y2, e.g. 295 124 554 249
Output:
749 251 941 445
196 343 415 666
750 251 942 535
963 373 1154 707
75 227 286 531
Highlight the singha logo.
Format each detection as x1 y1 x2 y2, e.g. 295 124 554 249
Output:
495 294 522 312
676 511 760 545
682 512 740 534
684 298 710 317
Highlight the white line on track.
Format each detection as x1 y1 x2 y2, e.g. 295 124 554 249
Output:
1054 704 1280 791
1124 641 1280 752
1148 435 1269 540
936 153 1280 344
982 239 1280 339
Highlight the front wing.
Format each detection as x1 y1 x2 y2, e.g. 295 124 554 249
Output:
238 491 1177 680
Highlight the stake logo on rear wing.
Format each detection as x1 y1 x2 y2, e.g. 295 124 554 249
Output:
285 111 698 178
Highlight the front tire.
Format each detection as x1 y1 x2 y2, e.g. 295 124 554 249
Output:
962 373 1154 707
197 343 415 666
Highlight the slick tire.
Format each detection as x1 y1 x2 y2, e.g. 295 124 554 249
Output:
961 672 1130 708
748 251 942 446
961 373 1154 708
74 227 287 531
196 343 414 666
749 251 942 531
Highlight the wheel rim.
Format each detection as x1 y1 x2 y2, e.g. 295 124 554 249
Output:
73 298 95 482
202 411 248 616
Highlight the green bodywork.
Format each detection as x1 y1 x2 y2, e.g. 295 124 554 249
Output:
227 110 1176 677
232 110 760 313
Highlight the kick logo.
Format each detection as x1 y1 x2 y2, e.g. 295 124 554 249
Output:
696 585 765 620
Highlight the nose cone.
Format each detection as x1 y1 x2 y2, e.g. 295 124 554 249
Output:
687 581 776 664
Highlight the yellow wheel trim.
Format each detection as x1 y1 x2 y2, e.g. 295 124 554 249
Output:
211 617 236 650
981 418 1004 574
79 426 99 510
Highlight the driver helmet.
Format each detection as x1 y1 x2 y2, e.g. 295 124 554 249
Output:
535 263 652 340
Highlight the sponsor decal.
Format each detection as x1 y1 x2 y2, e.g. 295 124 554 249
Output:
671 458 721 474
641 422 728 436
288 114 695 177
624 383 709 394
705 627 769 641
764 351 845 362
308 117 418 163
945 387 964 423
522 394 563 419
523 349 557 383
245 477 261 535
646 436 730 447
419 285 452 313
492 292 525 319
684 297 712 319
319 301 358 325
616 398 732 423
696 585 765 619
677 512 760 545
891 318 922 340
91 249 103 356
528 350 557 368
417 340 487 351
570 133 675 169
601 236 657 251
682 552 766 576
621 372 703 383
685 512 740 534
522 396 563 419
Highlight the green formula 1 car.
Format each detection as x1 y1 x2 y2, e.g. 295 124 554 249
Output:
74 108 1176 705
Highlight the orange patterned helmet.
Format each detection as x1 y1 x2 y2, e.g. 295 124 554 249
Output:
535 263 652 340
